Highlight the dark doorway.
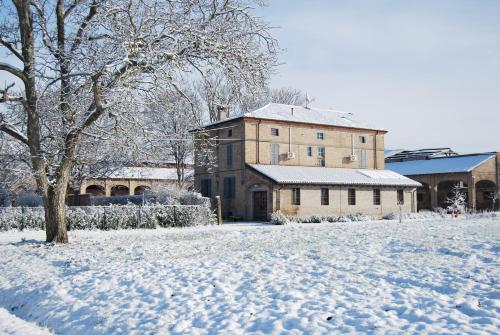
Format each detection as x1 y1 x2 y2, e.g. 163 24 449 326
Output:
253 191 268 221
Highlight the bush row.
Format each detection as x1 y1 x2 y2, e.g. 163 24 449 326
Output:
270 209 499 225
270 211 372 225
0 205 216 231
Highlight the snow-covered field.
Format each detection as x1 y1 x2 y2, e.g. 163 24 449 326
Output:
0 217 499 334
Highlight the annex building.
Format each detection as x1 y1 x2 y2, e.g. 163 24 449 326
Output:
386 149 499 211
194 103 420 220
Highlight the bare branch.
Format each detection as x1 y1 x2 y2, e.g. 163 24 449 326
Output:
0 62 27 84
0 37 24 61
0 112 29 145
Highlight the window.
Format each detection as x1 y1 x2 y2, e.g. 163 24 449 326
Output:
397 189 404 204
227 129 233 137
359 135 366 143
359 149 367 169
271 128 279 136
373 189 381 205
317 132 324 140
271 143 280 165
348 188 356 205
200 179 212 198
292 188 301 205
226 143 233 168
307 146 313 157
321 188 329 205
223 177 236 199
317 146 325 167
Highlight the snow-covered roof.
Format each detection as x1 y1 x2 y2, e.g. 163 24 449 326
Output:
105 167 193 180
248 164 421 187
384 149 404 158
385 148 458 163
199 103 385 131
386 154 495 176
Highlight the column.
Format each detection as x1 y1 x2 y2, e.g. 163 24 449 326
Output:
430 183 438 209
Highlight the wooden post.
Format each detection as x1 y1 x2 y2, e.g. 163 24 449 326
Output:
399 203 403 223
215 195 222 225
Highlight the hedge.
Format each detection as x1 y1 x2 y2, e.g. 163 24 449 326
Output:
0 205 216 231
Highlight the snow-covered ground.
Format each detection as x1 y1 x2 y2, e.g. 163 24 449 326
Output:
0 218 499 334
0 308 52 335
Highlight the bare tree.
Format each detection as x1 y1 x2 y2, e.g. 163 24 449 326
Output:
446 184 467 215
238 86 306 112
269 87 305 105
0 0 277 242
490 190 499 211
145 87 202 187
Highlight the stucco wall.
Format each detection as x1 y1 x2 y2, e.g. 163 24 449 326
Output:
243 120 385 169
276 185 416 218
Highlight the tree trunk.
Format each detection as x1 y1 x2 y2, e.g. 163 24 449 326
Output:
44 186 68 243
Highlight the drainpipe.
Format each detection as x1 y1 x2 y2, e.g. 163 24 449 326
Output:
288 127 292 153
374 131 378 169
256 121 261 164
276 185 283 212
497 153 499 210
351 134 355 156
339 185 342 216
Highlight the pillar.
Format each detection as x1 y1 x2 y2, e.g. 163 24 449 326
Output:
468 176 476 211
80 182 87 194
430 183 438 209
105 183 112 197
128 181 134 196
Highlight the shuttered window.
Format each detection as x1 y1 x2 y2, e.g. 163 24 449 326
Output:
227 144 233 168
292 188 301 205
317 146 325 166
373 189 381 205
201 179 212 198
223 177 236 199
359 149 367 169
348 188 356 205
321 188 329 205
271 143 280 165
397 189 404 204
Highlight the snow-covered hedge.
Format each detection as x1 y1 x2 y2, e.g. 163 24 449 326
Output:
272 213 372 225
0 205 216 231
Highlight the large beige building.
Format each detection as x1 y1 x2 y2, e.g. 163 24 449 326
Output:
194 103 420 220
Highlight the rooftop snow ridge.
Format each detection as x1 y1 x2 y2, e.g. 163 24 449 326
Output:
198 102 385 131
248 164 421 187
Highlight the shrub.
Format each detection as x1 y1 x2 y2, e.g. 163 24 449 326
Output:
270 211 289 225
324 215 338 223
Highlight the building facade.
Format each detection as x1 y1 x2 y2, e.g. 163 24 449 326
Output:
386 151 499 211
79 166 193 196
194 103 420 220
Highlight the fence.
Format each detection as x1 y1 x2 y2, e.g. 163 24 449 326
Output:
0 205 216 231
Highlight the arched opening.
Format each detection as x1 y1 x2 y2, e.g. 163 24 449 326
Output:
111 185 129 196
417 182 431 211
134 185 151 195
85 185 105 196
475 180 496 210
437 181 468 208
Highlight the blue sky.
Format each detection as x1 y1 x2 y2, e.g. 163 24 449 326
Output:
258 0 500 152
1 0 499 153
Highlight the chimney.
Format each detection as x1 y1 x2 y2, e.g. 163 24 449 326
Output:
217 105 229 121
